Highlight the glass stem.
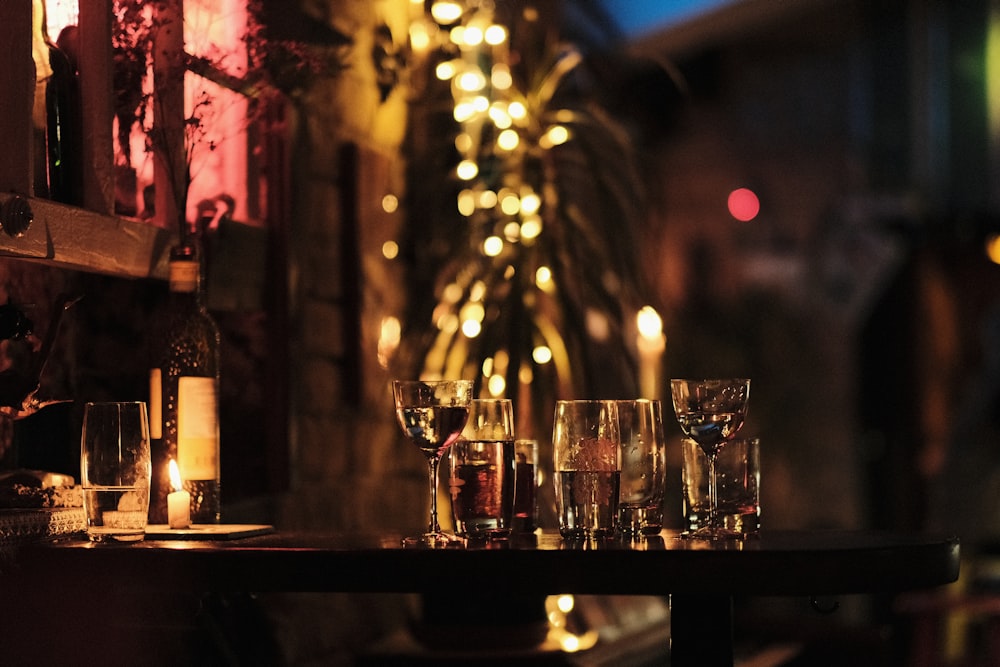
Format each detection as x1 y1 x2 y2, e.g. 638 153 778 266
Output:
427 456 441 534
707 454 719 530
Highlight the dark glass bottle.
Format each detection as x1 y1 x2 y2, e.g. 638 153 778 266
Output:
149 242 221 524
45 38 82 205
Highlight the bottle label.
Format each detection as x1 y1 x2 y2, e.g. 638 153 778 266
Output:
149 368 162 440
169 261 199 293
177 376 219 480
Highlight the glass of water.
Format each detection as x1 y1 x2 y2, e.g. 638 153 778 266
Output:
81 402 152 543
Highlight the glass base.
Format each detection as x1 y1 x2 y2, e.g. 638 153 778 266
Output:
401 531 466 548
682 526 744 541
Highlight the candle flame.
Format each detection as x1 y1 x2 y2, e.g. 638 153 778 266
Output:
169 459 182 492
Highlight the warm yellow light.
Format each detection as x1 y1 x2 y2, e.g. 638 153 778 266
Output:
508 101 527 119
497 129 520 151
461 319 482 338
463 25 484 46
532 346 552 364
987 233 1000 265
456 160 479 180
586 309 610 341
381 240 399 259
457 69 487 92
491 64 512 89
520 192 541 215
484 24 507 45
409 23 432 51
518 363 533 383
457 189 476 216
535 266 552 287
489 104 512 129
460 302 485 323
544 125 570 146
454 101 477 122
442 282 463 303
500 192 521 215
430 1 463 24
436 313 459 333
483 236 504 256
556 595 575 613
381 194 398 213
455 132 473 153
636 305 663 339
503 221 521 241
435 60 458 80
487 374 506 396
478 190 498 209
521 216 542 239
470 280 487 301
377 316 401 368
472 95 489 112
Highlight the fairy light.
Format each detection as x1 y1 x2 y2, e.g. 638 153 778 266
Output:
463 25 484 46
503 221 521 241
484 24 507 45
497 129 520 151
487 374 506 396
478 190 498 209
500 191 521 214
532 346 552 364
521 216 542 239
456 160 479 180
430 1 463 24
381 240 399 259
457 68 487 92
381 194 398 213
520 192 541 215
457 189 476 215
491 64 513 89
436 60 458 80
483 236 504 256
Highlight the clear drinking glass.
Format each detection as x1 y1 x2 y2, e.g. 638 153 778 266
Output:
392 380 473 548
669 379 750 538
617 399 667 537
552 400 621 539
80 401 152 543
448 398 515 540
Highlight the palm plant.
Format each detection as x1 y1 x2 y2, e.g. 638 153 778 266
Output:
397 1 656 440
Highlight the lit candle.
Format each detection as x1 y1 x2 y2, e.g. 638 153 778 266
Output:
167 459 191 529
636 306 666 399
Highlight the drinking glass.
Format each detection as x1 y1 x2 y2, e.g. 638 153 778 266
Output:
617 399 666 537
392 380 473 548
669 379 750 538
80 401 152 543
552 400 621 539
448 398 514 539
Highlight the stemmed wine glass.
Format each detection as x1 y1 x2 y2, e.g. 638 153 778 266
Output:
392 379 474 548
669 378 750 538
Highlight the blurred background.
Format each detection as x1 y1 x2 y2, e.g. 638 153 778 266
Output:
5 0 1000 663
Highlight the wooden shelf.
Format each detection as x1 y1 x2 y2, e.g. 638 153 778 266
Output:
0 193 172 279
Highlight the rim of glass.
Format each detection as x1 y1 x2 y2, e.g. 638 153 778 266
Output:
669 378 750 383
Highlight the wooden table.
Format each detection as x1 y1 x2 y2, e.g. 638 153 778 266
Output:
0 529 960 665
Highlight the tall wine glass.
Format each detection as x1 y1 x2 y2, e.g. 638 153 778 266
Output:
669 378 750 538
393 380 473 548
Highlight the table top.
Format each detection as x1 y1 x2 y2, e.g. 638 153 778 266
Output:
8 529 959 598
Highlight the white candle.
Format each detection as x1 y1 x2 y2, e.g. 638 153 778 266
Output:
636 306 666 399
167 459 191 529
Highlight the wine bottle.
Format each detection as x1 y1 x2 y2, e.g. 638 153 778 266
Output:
45 38 82 205
149 242 221 524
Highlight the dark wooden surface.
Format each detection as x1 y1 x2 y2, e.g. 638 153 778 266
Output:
0 528 960 666
10 528 960 597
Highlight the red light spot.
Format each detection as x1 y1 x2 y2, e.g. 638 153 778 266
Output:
728 188 760 222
